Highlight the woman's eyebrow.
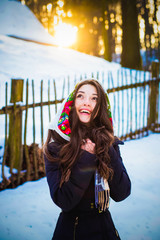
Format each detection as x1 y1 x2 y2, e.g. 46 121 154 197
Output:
77 91 84 94
77 91 98 95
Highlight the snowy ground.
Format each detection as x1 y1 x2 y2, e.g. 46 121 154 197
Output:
0 1 160 239
0 133 160 240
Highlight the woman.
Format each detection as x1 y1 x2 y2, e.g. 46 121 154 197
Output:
44 79 131 240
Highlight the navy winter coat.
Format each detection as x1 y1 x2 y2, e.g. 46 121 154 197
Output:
44 139 131 240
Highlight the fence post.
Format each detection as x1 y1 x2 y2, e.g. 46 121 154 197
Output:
148 60 159 131
8 79 24 172
151 60 160 78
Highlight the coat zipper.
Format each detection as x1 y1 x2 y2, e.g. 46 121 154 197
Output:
73 216 79 240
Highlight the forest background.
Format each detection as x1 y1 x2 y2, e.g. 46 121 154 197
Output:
18 0 160 71
18 0 160 70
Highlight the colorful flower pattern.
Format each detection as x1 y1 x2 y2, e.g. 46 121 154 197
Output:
58 92 74 137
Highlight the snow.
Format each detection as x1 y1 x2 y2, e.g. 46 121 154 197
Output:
0 0 160 239
111 134 160 240
0 134 160 240
0 0 56 45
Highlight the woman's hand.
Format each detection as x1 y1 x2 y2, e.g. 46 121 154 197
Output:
81 138 95 154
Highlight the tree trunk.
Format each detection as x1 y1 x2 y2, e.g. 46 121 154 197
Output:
121 0 142 69
102 0 112 62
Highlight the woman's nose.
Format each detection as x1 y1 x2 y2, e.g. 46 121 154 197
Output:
83 97 90 106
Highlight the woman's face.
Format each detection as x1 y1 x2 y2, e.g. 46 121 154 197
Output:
75 84 98 124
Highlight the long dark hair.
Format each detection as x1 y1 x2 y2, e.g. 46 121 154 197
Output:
44 79 114 187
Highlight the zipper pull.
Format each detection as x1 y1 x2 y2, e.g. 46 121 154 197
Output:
75 216 78 225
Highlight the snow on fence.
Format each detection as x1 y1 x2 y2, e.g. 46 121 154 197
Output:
0 64 160 190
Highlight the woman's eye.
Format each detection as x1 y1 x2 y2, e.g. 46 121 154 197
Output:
92 97 98 101
76 94 83 98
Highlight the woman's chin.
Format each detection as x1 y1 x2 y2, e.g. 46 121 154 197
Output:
79 120 91 127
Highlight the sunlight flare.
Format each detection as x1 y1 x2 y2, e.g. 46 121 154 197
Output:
54 22 78 47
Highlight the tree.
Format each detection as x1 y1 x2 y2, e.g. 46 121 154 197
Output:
101 0 112 61
121 0 142 69
64 0 118 61
63 0 101 56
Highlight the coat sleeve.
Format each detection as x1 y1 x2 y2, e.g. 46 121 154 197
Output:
108 139 131 202
44 142 97 212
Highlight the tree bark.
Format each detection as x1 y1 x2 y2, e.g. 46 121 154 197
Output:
121 0 142 69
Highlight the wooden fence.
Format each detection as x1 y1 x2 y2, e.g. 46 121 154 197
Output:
0 65 160 190
108 77 160 140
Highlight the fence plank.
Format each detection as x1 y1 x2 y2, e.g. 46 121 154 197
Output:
107 72 110 89
32 80 38 180
135 70 138 137
158 82 160 131
24 79 30 181
68 76 70 95
74 75 77 86
129 69 133 138
121 69 124 138
91 72 94 79
142 72 146 137
110 72 116 122
40 80 44 146
148 74 159 131
102 71 104 86
17 106 23 185
40 80 45 172
2 82 8 185
125 69 129 140
96 71 99 80
62 78 65 99
9 79 23 177
48 80 51 122
53 79 57 114
117 70 120 137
